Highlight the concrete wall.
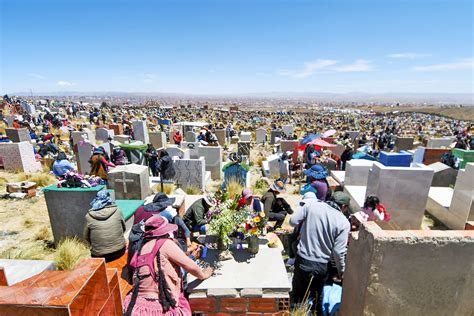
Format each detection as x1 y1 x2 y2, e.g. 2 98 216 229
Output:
341 222 474 316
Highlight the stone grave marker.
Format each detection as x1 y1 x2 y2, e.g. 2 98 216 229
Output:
256 128 266 144
149 131 167 148
280 140 299 153
428 162 458 187
185 131 197 142
75 141 93 174
108 164 150 200
270 130 282 145
365 162 434 229
282 124 294 136
181 142 201 159
95 128 114 142
198 145 223 180
132 120 149 144
240 131 251 142
237 141 251 158
174 157 207 191
223 162 250 188
344 160 376 186
108 123 123 135
215 129 227 146
395 136 414 152
166 146 190 159
0 142 42 173
71 129 95 146
5 128 31 143
427 137 455 148
346 131 360 143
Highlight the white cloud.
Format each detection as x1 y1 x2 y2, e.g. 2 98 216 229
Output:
279 59 374 78
27 73 45 79
334 59 375 72
387 53 430 59
278 59 338 79
413 58 473 71
57 80 74 87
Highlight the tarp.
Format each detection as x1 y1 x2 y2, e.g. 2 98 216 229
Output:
116 199 144 221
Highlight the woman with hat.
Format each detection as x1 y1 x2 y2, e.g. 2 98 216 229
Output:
52 152 75 178
123 216 214 315
304 164 331 201
89 146 115 180
261 180 293 229
84 190 126 262
237 188 264 213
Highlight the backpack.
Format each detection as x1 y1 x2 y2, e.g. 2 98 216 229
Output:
125 237 177 316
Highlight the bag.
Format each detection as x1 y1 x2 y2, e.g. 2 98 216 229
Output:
322 283 342 316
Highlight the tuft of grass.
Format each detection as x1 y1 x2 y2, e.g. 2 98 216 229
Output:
225 179 244 200
23 218 34 228
34 226 52 241
152 183 175 195
184 185 202 195
254 155 267 167
55 237 90 270
16 171 56 187
252 178 268 196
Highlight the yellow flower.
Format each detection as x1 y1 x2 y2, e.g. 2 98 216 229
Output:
254 216 261 223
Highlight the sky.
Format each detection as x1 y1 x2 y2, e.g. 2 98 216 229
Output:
1 0 473 95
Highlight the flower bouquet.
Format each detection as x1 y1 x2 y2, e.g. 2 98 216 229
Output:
236 207 267 254
206 194 241 249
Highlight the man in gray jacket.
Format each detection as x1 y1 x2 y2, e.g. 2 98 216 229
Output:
289 196 350 313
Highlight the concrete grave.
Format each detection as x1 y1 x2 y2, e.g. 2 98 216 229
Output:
0 142 42 173
428 162 458 187
346 131 359 143
270 130 282 145
331 143 346 157
262 154 288 180
344 160 376 186
132 120 149 144
198 145 223 180
426 163 474 230
5 128 31 143
166 145 190 159
113 134 130 144
280 140 299 153
108 164 151 200
181 142 201 159
282 124 294 136
237 141 251 157
185 131 197 142
256 128 266 144
427 137 455 148
230 136 239 144
44 185 106 245
95 128 114 142
173 157 208 191
149 131 167 149
74 141 92 175
215 129 227 146
379 151 412 167
108 123 123 135
365 162 434 229
71 129 95 146
395 136 414 151
239 131 251 142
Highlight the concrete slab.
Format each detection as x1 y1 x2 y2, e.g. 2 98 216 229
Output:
331 171 345 185
344 185 366 211
0 259 55 285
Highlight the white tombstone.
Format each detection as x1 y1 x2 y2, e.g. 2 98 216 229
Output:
426 137 455 148
262 154 281 178
256 128 266 144
198 146 223 180
282 125 294 136
185 131 197 142
344 160 376 186
412 147 425 164
173 157 207 191
114 135 131 144
71 129 95 146
181 142 201 159
150 132 167 149
76 141 93 174
166 146 190 159
95 128 114 142
0 142 42 173
240 131 251 142
365 162 434 229
132 120 149 144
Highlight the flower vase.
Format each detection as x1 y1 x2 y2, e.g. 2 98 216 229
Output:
247 235 259 254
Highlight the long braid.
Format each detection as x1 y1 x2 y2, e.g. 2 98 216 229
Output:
156 248 177 311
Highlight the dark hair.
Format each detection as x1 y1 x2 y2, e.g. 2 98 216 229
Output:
56 152 67 161
364 196 380 209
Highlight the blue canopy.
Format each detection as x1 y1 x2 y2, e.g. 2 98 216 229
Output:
300 134 321 145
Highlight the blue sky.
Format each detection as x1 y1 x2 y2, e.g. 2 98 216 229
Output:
1 0 473 94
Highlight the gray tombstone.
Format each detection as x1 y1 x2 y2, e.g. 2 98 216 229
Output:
237 141 251 157
114 135 131 144
256 128 266 144
270 130 282 145
185 131 197 142
108 164 151 200
215 129 227 146
75 141 92 174
173 157 206 191
5 128 31 143
166 146 190 159
427 137 455 148
181 142 201 159
428 162 458 187
198 145 223 180
95 128 114 142
150 132 167 149
132 120 149 144
0 141 42 172
71 129 95 146
240 132 251 142
395 136 414 152
282 125 294 137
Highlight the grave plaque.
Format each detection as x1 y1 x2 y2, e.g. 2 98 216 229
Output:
198 145 223 180
108 164 150 200
174 157 206 191
5 128 31 143
256 128 266 144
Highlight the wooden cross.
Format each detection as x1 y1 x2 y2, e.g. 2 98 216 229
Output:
114 173 134 193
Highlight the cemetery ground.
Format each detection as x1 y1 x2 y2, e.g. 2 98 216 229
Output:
362 105 474 121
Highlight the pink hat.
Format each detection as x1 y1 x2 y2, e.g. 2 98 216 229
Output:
144 215 178 238
242 188 253 200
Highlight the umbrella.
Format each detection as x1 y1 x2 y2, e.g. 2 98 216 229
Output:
322 129 336 138
300 134 321 145
297 138 336 151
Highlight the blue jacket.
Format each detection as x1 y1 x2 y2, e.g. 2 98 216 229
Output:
52 159 75 177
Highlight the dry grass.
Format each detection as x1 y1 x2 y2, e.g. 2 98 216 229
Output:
16 171 56 187
225 179 244 200
0 243 52 260
55 237 90 270
184 185 202 195
252 178 268 196
23 218 34 228
254 155 267 167
152 183 175 195
34 226 52 241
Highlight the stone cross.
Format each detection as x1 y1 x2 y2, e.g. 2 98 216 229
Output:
114 173 134 193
